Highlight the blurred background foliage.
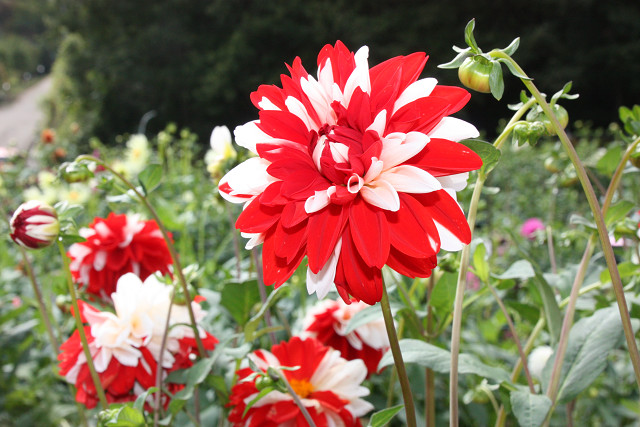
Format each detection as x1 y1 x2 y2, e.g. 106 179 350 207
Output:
2 0 640 147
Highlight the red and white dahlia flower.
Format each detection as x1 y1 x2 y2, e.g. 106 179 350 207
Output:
228 336 373 427
68 213 173 299
9 200 59 249
302 299 388 375
58 273 217 408
219 41 482 304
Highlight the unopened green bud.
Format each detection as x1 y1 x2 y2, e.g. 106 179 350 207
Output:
458 56 492 94
59 162 94 183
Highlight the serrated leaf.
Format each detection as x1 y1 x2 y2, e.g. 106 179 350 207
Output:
489 61 504 100
367 404 404 427
604 200 634 227
138 163 163 195
510 390 551 427
378 339 511 383
501 37 520 56
464 19 480 52
460 139 501 174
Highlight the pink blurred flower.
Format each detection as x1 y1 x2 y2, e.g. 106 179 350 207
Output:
11 296 22 308
520 218 545 240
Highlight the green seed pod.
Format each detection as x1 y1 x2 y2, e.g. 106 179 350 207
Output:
458 56 492 93
59 162 94 184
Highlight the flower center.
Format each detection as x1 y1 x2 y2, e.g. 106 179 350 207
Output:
289 378 314 398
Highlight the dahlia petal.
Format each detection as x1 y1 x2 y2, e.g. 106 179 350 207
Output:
305 187 334 214
258 110 311 146
300 76 335 126
274 219 308 264
378 165 442 194
360 180 400 212
386 246 437 278
386 194 439 258
388 96 450 135
337 231 382 304
369 52 427 113
406 138 483 176
429 85 471 114
379 131 430 170
219 157 277 203
285 96 314 131
343 46 370 106
241 232 264 250
307 238 342 298
349 198 389 269
235 196 282 234
392 77 438 114
262 226 306 287
428 116 479 142
306 204 348 273
365 109 387 137
434 219 465 251
437 172 470 192
414 190 472 249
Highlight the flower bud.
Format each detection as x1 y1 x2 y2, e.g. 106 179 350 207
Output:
9 201 59 249
458 56 492 94
59 162 94 183
255 375 275 391
526 105 569 135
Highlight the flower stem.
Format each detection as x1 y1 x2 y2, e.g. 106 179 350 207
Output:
273 369 317 427
75 155 206 357
485 282 535 392
153 290 175 427
57 240 108 410
425 274 436 427
251 249 277 346
489 51 640 392
18 246 60 352
381 281 416 427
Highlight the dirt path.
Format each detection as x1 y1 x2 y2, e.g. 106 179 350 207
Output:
0 76 53 154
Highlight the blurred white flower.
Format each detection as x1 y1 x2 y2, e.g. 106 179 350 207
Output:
205 125 236 178
528 345 554 380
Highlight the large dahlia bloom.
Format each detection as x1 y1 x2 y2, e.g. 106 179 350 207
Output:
219 41 482 304
227 337 373 427
58 273 217 408
302 299 388 375
68 213 173 299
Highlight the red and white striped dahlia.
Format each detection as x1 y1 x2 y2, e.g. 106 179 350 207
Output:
58 273 217 408
303 299 388 376
68 213 173 299
219 41 482 304
227 337 373 427
9 200 59 249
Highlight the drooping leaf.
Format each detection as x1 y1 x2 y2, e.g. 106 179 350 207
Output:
492 260 535 281
604 200 634 228
489 61 504 100
138 163 163 195
510 390 551 427
460 139 501 174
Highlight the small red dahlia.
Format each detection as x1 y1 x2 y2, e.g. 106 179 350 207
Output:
303 299 388 376
58 273 217 409
219 41 482 304
228 336 373 427
68 213 173 299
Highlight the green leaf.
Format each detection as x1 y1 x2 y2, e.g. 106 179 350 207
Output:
604 200 634 228
460 139 501 174
100 406 146 426
599 261 640 284
492 260 535 280
438 49 472 69
428 271 457 315
532 278 562 345
137 163 163 195
378 339 511 383
510 390 551 427
569 214 596 231
133 387 157 412
501 37 520 56
244 284 289 341
497 58 531 80
154 197 184 230
489 61 504 100
344 302 402 334
595 145 622 177
243 387 276 417
173 350 221 401
544 307 624 403
220 280 261 325
464 19 480 52
367 404 404 427
473 243 489 283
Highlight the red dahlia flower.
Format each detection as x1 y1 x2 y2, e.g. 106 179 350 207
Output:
68 213 173 299
228 337 373 427
219 41 482 304
9 200 59 249
303 299 388 375
58 273 217 409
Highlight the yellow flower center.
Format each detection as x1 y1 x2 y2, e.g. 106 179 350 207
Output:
289 378 314 398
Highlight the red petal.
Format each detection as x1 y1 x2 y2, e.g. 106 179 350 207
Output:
387 96 449 134
274 218 308 263
317 41 355 90
251 84 287 111
386 246 437 278
262 226 306 287
306 204 349 273
280 201 309 228
235 196 282 234
336 230 382 304
257 110 310 146
430 85 471 115
369 52 427 112
386 193 439 258
348 197 389 269
407 138 483 176
413 190 472 245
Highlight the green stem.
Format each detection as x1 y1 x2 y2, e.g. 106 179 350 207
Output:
18 246 60 352
57 240 108 409
381 281 417 427
76 155 206 357
273 369 317 427
485 282 535 392
449 100 535 425
425 274 436 427
490 51 640 393
153 291 175 427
